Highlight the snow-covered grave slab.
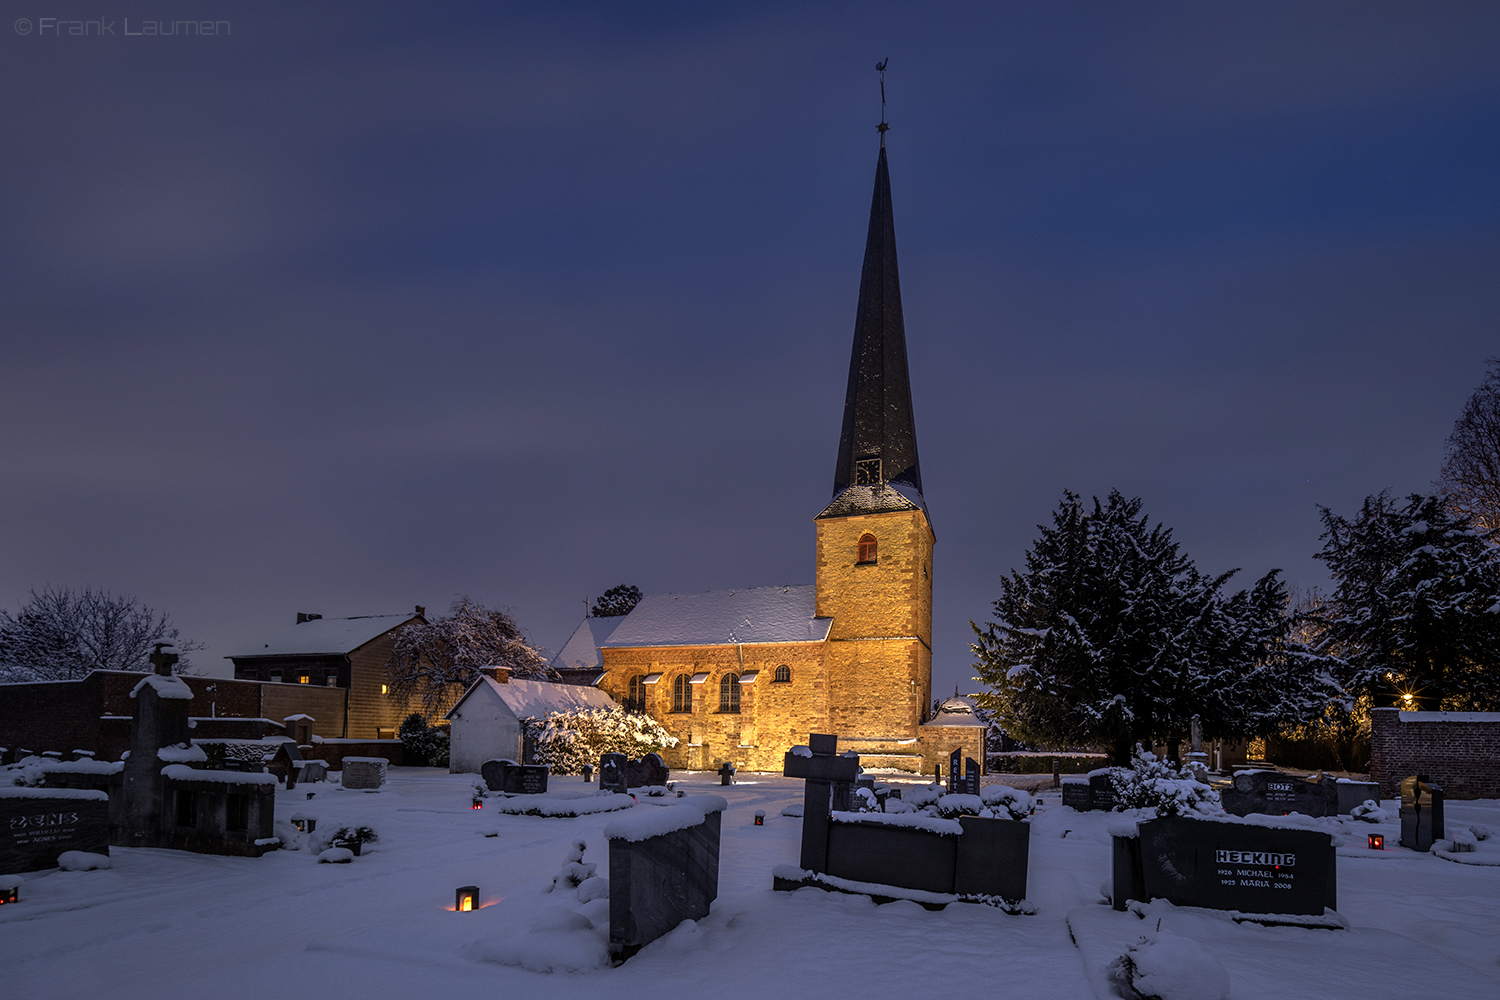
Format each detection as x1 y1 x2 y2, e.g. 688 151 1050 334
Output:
2 767 1499 1000
605 794 725 961
491 791 635 818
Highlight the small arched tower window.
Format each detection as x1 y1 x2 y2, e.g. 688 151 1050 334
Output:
857 533 878 564
773 664 791 683
719 674 740 713
672 674 692 713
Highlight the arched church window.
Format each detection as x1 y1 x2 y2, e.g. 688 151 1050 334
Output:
857 533 878 564
672 674 692 713
719 674 740 713
773 665 791 683
628 675 645 712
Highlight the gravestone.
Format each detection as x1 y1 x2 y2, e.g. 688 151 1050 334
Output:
1088 772 1117 811
1399 775 1444 852
295 760 328 783
0 789 110 875
607 797 723 961
479 759 548 794
718 762 736 786
1061 777 1092 811
953 815 1030 901
341 757 387 790
624 753 669 789
783 735 859 872
1221 770 1333 818
948 749 962 794
599 753 628 796
964 758 981 796
1113 816 1336 917
1334 779 1381 815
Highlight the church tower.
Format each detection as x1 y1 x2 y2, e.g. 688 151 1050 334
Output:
815 144 935 763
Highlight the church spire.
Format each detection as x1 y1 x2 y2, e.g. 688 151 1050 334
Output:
832 144 923 500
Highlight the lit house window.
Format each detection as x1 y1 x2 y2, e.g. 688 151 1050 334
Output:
380 684 389 695
297 674 310 684
672 675 692 713
773 665 791 683
857 533 878 564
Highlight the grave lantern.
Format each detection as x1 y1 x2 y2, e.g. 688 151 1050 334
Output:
471 796 483 809
1368 834 1384 850
456 885 479 911
0 885 17 905
754 810 765 826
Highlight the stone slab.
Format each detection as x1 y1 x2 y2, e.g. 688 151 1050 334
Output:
826 820 957 894
954 815 1029 901
608 806 721 960
1113 816 1336 917
1221 771 1334 818
0 794 110 875
341 757 386 790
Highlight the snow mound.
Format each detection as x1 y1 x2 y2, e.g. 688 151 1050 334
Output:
494 792 635 818
603 795 726 842
1119 930 1230 1000
1351 800 1390 823
58 851 111 871
780 803 803 818
467 906 609 973
130 673 192 700
830 810 964 836
317 848 354 864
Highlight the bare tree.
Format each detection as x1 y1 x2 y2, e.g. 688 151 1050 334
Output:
1437 358 1500 535
384 596 553 716
0 585 201 682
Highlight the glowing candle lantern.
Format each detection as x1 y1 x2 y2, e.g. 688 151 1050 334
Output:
1368 834 1384 850
471 796 483 809
754 810 765 826
0 885 17 905
456 885 479 911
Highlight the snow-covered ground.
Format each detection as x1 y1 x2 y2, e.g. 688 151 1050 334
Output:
4 768 1499 999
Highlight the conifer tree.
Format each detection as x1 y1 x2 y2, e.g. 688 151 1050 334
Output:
1316 492 1500 710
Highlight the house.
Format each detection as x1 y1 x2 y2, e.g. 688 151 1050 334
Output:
443 667 618 774
226 609 425 739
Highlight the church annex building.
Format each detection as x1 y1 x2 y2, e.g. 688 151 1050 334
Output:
559 145 983 775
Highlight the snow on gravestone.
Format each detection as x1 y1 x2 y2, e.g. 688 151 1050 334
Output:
1220 771 1334 818
341 757 387 790
0 787 110 875
605 795 725 961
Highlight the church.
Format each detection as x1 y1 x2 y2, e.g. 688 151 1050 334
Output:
559 142 985 775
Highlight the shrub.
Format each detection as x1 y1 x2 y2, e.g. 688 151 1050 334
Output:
524 706 678 775
397 714 450 768
1107 745 1221 818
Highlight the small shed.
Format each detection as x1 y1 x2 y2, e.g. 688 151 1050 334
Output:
445 668 618 774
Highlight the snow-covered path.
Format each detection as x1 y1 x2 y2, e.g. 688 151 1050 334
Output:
4 769 1498 999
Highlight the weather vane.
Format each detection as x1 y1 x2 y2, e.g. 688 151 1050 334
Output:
876 58 890 144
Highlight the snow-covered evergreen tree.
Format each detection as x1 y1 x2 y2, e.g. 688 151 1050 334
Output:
1436 358 1500 535
1316 491 1500 710
385 597 552 716
972 491 1335 764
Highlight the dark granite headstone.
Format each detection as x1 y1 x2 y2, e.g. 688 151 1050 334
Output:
1113 816 1336 917
1333 780 1381 815
608 800 722 961
481 759 549 794
948 749 962 794
625 753 669 789
1062 778 1092 811
1221 770 1333 818
784 737 859 872
600 753 628 796
1399 775 1443 852
964 758 981 796
718 762 736 786
1088 772 1116 811
954 815 1030 901
481 759 515 792
808 733 838 756
826 820 957 893
0 791 110 875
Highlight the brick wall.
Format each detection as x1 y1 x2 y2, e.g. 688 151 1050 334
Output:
1369 707 1500 799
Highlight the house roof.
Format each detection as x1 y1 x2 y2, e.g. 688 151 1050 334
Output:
445 675 617 721
600 585 832 648
550 616 626 670
225 614 419 659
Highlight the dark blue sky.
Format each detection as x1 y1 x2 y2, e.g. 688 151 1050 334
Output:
3 2 1498 697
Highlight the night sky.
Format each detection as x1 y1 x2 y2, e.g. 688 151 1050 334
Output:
3 3 1498 698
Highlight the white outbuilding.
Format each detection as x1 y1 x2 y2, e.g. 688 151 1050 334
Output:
444 666 617 774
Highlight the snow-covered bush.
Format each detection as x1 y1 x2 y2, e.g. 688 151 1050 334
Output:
1351 799 1389 823
980 784 1035 821
933 793 986 818
326 825 378 851
524 706 678 775
1107 746 1220 818
1470 823 1496 842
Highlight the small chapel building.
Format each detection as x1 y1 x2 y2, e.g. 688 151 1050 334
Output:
575 144 983 775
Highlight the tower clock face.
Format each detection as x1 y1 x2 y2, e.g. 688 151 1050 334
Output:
855 458 881 485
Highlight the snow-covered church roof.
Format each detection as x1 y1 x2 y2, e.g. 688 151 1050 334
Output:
226 614 420 659
551 616 627 670
445 675 617 722
600 585 832 648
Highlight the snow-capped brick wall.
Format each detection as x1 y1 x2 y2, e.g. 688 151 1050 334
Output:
1370 707 1500 800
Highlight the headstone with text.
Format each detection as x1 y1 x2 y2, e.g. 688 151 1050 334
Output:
600 753 628 796
341 757 387 790
948 749 962 795
964 758 981 796
1221 770 1333 818
0 789 110 875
